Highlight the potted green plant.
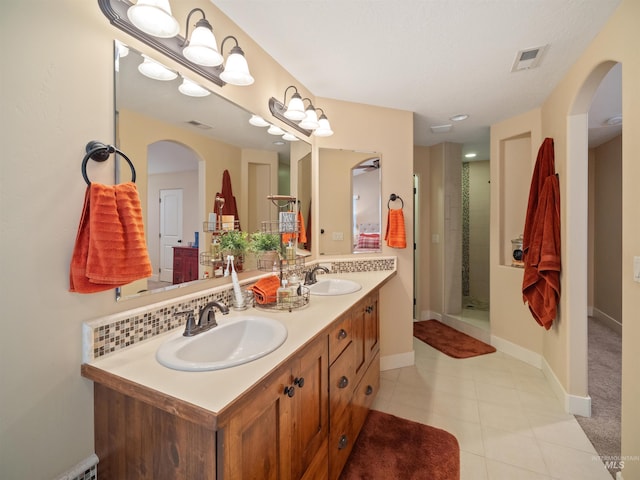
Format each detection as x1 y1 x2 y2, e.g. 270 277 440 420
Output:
249 231 282 268
219 230 249 271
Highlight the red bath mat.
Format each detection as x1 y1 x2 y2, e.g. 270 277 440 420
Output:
413 320 496 358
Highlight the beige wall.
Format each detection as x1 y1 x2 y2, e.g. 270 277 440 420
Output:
490 110 544 355
592 135 622 324
1 2 414 478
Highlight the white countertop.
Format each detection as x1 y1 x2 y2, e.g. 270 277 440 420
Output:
85 270 395 415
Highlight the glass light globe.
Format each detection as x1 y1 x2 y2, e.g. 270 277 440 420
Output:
127 0 179 38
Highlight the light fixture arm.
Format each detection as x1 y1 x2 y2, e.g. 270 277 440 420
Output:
220 35 240 55
182 8 209 47
283 85 299 104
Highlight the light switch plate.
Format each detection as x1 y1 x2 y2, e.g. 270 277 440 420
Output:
634 256 640 283
332 232 344 241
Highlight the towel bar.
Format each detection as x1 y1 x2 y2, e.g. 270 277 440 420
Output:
82 140 136 185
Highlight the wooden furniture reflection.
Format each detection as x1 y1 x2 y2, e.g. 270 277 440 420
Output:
172 246 198 284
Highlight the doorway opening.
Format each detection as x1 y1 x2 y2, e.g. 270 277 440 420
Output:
573 61 622 477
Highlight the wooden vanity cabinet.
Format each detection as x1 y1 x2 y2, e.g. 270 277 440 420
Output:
217 334 329 480
84 287 381 480
328 290 380 480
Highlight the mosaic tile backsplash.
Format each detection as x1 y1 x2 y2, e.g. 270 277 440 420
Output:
83 257 396 362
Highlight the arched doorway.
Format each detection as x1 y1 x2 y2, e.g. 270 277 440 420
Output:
567 60 622 473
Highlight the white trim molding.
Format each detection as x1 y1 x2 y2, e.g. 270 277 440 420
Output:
381 350 415 371
542 356 592 417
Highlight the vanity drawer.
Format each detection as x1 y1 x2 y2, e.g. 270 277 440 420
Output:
329 313 352 365
328 407 353 480
352 351 380 436
329 341 355 420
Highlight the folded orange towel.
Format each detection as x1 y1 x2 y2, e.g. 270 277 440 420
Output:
70 182 152 293
250 275 281 304
384 209 407 249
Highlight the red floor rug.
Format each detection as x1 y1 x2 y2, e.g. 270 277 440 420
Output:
340 410 460 480
414 320 496 358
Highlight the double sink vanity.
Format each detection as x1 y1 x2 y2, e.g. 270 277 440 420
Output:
81 266 395 479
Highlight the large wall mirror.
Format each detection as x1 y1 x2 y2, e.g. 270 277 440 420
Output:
114 42 311 300
318 149 381 255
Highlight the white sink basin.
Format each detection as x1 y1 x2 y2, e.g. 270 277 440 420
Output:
308 278 362 296
156 315 287 372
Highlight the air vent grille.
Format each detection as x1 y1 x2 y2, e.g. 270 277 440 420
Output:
511 45 548 72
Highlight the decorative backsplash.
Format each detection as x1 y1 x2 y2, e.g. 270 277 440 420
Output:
83 256 396 362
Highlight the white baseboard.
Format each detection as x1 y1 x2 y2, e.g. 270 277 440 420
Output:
490 335 542 368
541 356 591 417
381 350 415 371
489 334 591 417
592 307 622 335
420 310 441 321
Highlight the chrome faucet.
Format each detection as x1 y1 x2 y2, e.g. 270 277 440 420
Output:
304 265 330 285
181 301 229 337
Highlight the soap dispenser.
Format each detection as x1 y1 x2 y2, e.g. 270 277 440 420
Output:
277 279 291 306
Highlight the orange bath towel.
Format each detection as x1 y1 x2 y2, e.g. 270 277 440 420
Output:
69 182 152 293
384 209 407 249
250 275 281 304
522 138 561 329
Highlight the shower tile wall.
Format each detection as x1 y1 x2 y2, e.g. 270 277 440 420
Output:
466 160 490 306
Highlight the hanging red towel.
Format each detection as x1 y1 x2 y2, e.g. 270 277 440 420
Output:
70 182 152 293
522 138 561 329
384 209 407 248
215 169 240 230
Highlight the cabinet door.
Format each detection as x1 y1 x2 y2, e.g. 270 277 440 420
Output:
364 291 379 359
219 367 293 480
291 335 329 480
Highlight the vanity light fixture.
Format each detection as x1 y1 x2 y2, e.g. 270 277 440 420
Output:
249 115 270 127
138 55 178 81
313 108 334 137
100 0 254 88
182 8 223 67
127 0 180 38
298 98 320 130
282 86 306 121
219 36 254 86
178 76 211 97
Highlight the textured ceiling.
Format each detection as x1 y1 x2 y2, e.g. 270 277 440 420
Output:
212 0 622 159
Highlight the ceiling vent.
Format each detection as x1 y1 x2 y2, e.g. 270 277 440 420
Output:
511 45 548 72
186 120 213 129
430 124 452 134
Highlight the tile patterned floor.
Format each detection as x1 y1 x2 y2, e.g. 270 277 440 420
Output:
372 337 613 480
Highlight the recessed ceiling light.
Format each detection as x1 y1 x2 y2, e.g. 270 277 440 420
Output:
450 114 469 122
465 153 477 158
605 115 622 126
273 140 285 146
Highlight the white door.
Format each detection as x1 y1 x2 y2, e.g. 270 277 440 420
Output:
159 188 183 282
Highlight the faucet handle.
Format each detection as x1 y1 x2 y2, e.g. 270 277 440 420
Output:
178 311 197 337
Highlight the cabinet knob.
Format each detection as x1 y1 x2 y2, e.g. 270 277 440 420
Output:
337 328 348 340
338 434 348 450
284 386 295 398
338 376 349 389
365 385 374 396
294 377 305 388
